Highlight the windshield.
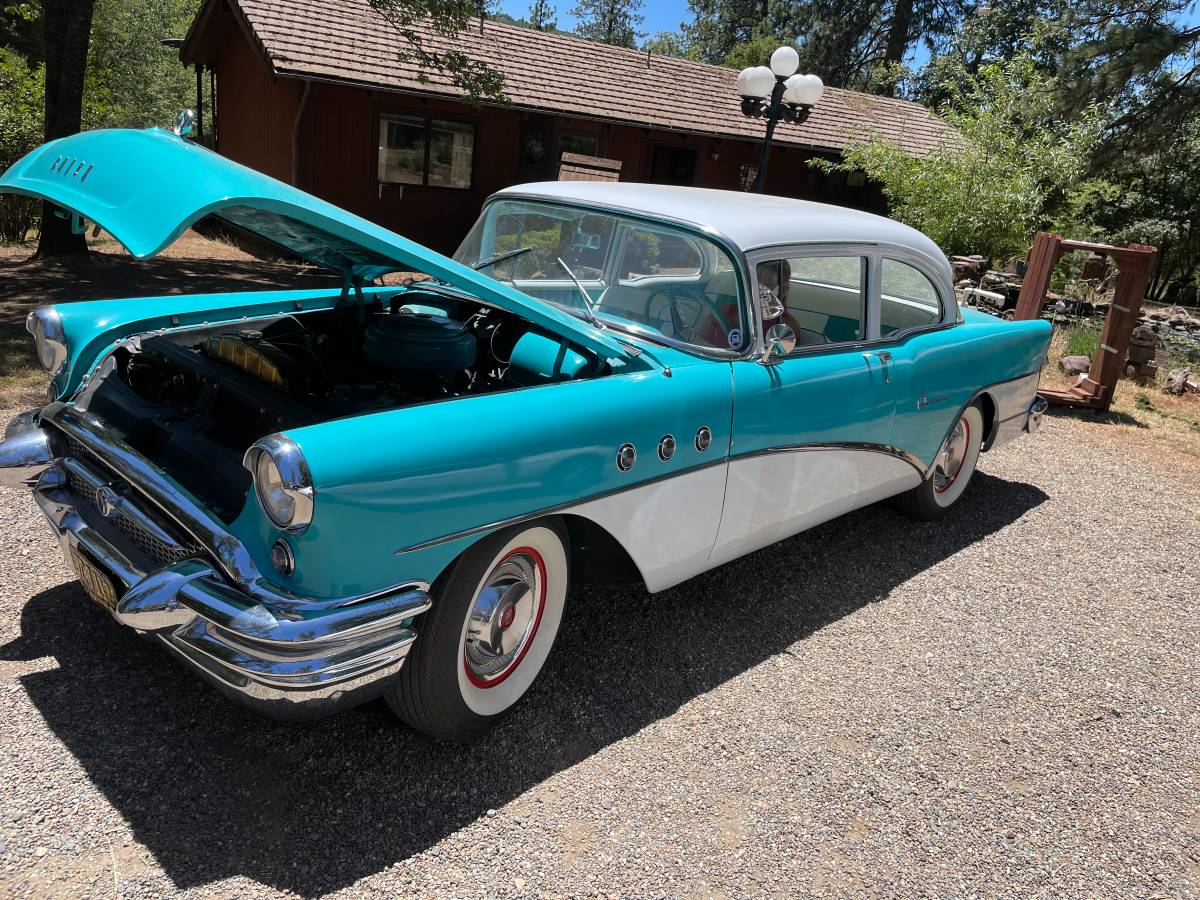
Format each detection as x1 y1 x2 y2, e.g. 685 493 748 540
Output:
455 198 749 353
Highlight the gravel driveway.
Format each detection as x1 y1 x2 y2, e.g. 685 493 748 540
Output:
1 409 1197 899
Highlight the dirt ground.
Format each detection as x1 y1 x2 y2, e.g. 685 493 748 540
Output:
1039 324 1200 460
1 234 1198 897
1 408 1198 899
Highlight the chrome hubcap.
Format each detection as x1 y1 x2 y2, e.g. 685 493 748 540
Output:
464 549 545 687
933 416 970 493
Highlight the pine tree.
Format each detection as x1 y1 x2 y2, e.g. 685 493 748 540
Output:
528 0 557 30
571 0 644 48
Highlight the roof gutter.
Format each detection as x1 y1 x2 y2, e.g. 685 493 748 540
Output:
291 79 312 187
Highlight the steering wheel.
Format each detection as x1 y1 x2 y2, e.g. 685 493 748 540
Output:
644 283 733 345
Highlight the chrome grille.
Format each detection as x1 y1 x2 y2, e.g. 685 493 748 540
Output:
64 437 205 571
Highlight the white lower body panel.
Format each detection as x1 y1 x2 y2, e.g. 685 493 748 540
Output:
566 447 922 593
708 449 922 569
566 462 728 593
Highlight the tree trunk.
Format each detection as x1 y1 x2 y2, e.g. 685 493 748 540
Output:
880 0 914 96
35 0 96 258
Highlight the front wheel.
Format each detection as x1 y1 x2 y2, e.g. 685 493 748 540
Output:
893 404 985 521
386 518 569 741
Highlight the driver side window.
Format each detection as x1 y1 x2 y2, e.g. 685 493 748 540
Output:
759 255 867 348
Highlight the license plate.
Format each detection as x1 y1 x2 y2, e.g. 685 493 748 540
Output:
70 546 118 611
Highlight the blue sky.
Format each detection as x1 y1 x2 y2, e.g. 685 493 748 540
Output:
497 0 691 36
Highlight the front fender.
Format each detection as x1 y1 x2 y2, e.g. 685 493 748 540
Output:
264 356 733 599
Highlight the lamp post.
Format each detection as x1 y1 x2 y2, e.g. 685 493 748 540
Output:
737 47 824 194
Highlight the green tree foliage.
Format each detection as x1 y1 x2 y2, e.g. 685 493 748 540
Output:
0 48 43 241
815 55 1101 261
571 0 644 48
528 0 557 30
642 30 695 58
87 0 198 129
684 0 969 91
1061 120 1200 300
367 0 506 103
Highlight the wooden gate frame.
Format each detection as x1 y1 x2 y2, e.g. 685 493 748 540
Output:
1014 232 1157 411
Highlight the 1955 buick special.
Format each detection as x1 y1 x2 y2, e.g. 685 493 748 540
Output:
0 126 1051 740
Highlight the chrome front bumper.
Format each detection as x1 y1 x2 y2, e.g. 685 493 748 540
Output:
1025 395 1049 435
1 406 431 719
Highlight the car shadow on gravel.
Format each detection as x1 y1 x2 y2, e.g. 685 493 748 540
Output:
2 471 1046 897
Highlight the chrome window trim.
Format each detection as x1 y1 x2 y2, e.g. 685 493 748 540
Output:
743 243 875 356
877 251 954 342
470 193 757 362
743 241 958 356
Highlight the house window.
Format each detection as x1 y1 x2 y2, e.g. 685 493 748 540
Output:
378 115 475 189
557 133 599 159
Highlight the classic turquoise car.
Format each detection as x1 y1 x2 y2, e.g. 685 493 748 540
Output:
0 127 1050 740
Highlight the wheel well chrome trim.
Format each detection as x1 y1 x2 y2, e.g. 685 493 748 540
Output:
950 369 1041 458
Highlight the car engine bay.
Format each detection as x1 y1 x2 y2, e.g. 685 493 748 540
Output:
76 291 601 520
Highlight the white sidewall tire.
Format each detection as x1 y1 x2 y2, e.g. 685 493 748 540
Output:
932 405 984 508
455 525 567 718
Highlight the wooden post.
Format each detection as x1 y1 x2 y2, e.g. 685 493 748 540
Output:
1013 232 1062 321
1075 243 1157 409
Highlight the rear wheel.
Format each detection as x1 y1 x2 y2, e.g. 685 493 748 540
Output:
893 404 984 521
386 518 569 741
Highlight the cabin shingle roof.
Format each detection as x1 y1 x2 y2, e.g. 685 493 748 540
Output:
189 0 953 157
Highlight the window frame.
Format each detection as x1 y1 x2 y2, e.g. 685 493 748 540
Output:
744 242 956 357
376 111 478 191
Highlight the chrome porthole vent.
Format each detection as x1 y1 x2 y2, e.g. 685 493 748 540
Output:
658 434 676 461
616 443 637 472
695 426 712 452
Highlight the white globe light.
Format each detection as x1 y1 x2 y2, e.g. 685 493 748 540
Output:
742 65 776 99
785 73 824 106
770 46 800 78
736 67 755 96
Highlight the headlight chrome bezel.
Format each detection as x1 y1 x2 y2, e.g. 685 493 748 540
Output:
243 435 315 534
26 307 67 375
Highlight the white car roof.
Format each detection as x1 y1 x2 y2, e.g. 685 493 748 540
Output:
493 182 951 276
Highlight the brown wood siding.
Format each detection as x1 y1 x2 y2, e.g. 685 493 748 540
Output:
209 26 887 255
213 29 299 182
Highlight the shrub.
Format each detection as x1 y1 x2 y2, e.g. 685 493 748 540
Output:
1065 326 1099 359
0 49 44 244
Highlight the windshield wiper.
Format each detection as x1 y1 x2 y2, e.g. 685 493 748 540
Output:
472 245 534 271
555 257 603 330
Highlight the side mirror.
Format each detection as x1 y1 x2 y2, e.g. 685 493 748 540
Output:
761 323 796 364
759 285 784 322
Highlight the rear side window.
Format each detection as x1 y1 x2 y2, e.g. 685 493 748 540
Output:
880 259 942 336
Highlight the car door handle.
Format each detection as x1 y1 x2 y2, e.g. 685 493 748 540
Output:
863 351 893 383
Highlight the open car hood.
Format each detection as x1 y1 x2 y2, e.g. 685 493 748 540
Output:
0 127 629 363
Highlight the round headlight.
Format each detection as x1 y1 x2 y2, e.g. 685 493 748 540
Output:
255 452 295 526
244 436 314 533
26 307 67 375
